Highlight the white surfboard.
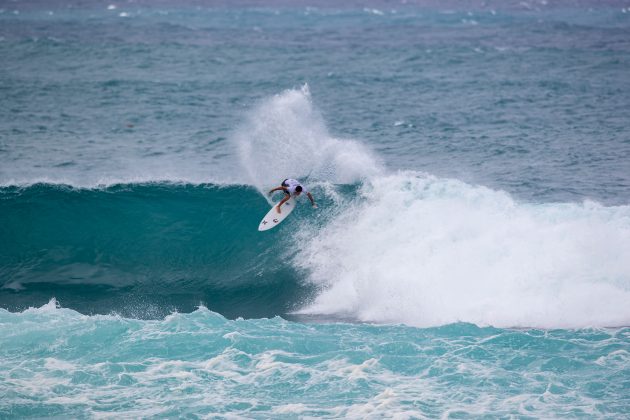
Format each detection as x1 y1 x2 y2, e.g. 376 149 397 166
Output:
258 197 296 231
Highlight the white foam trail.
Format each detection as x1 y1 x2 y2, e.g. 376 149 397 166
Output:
232 84 382 201
295 172 630 329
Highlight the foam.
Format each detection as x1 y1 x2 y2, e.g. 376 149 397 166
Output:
295 172 630 328
0 300 627 418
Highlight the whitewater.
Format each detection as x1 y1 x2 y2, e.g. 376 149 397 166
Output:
2 1 630 418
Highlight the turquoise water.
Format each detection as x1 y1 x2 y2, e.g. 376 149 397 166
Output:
2 302 629 418
2 1 630 417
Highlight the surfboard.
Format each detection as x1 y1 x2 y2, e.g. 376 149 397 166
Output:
258 197 296 231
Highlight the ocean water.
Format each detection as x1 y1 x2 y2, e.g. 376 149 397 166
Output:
1 0 630 418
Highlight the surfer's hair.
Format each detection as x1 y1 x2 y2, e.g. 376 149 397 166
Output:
295 186 303 192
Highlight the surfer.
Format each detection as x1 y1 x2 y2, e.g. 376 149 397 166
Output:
269 178 317 214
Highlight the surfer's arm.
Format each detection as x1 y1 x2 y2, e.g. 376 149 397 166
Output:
269 186 287 194
307 192 317 208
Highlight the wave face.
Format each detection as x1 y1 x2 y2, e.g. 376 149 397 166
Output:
3 174 630 329
295 173 630 328
1 302 628 419
0 183 325 319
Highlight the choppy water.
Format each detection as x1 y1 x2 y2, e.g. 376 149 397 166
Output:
2 302 629 418
1 0 630 418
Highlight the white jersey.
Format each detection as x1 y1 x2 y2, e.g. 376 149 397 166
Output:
283 178 309 195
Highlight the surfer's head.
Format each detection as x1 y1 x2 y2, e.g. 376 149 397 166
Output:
295 185 303 194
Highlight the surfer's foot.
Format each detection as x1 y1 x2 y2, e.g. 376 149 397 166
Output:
276 206 281 214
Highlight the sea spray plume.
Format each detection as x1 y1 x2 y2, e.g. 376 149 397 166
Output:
233 85 382 199
294 172 630 329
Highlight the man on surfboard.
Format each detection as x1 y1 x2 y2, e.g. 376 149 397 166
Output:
269 178 317 214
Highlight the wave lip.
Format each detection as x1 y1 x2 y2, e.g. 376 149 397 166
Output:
295 171 630 329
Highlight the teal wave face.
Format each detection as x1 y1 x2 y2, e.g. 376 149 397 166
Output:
1 302 628 418
3 175 630 328
0 183 322 318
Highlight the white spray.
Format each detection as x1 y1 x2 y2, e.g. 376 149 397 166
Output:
233 85 382 202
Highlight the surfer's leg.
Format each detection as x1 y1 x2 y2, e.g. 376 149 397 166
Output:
276 195 290 213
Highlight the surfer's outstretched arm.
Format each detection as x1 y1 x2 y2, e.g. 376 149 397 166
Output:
269 186 287 195
276 194 290 213
307 192 317 208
